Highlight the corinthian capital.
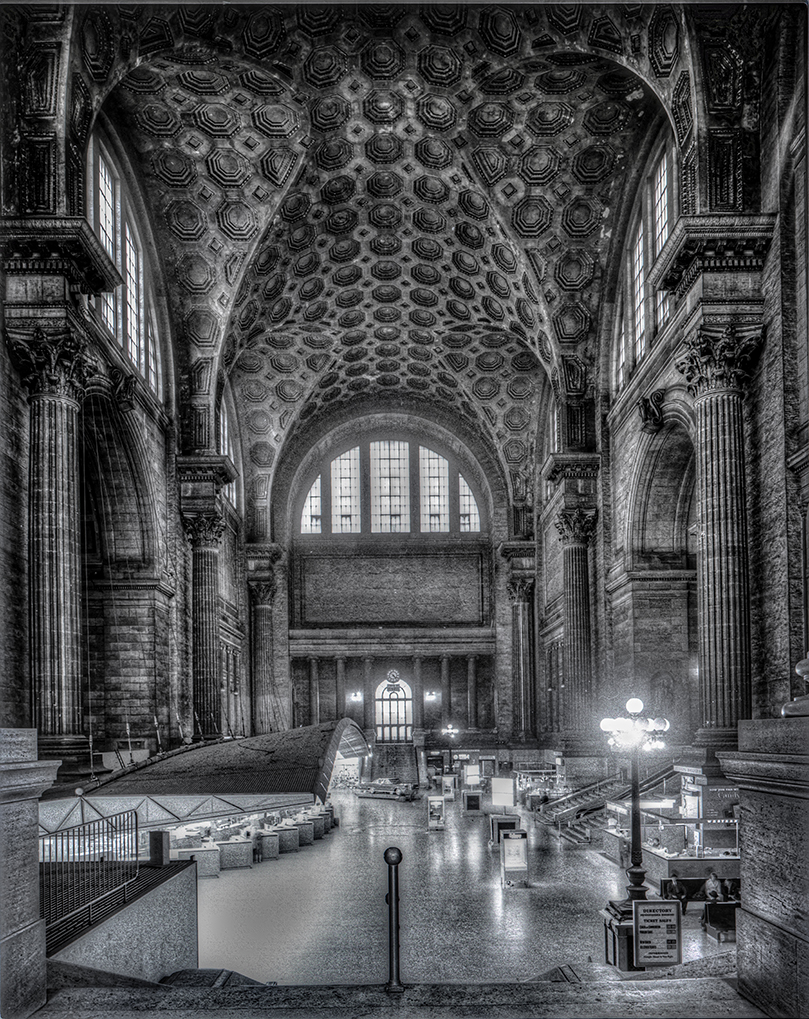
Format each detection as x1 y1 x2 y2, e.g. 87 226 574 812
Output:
184 513 225 549
249 578 277 606
555 508 597 545
507 576 535 605
6 324 96 400
675 323 764 397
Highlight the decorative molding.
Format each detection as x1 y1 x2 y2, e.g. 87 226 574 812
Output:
541 452 600 485
0 217 122 293
5 324 97 400
183 513 226 549
675 323 765 397
648 214 776 296
110 367 138 411
637 388 666 432
555 508 598 545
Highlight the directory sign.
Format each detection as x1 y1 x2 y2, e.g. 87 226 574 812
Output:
500 829 529 887
491 776 514 807
427 795 445 830
632 900 682 967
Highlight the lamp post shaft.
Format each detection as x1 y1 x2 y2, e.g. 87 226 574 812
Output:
630 747 642 867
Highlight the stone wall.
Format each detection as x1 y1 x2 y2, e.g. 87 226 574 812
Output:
52 864 198 984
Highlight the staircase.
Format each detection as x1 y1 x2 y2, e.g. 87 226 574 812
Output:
370 743 419 784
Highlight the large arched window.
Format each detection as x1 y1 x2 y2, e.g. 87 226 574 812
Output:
375 671 413 743
614 131 677 392
218 390 239 510
86 132 163 400
299 438 482 537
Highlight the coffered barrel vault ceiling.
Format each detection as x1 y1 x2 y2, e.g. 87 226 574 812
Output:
98 4 670 526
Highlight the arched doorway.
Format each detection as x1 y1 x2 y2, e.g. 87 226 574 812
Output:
375 670 413 744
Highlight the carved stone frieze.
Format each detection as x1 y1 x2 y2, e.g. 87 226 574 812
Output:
675 324 764 398
0 218 121 294
5 325 97 400
555 508 598 546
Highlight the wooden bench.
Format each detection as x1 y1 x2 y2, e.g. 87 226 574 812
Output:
659 877 740 911
704 901 740 942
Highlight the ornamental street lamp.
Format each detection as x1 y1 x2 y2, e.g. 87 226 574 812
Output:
600 698 669 919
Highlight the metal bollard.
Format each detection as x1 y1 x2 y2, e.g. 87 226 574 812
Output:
384 846 404 994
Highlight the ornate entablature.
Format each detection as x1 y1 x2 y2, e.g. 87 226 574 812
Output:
177 453 238 519
0 217 121 294
540 452 601 487
648 215 777 299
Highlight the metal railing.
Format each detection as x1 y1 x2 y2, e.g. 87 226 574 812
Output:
39 810 139 928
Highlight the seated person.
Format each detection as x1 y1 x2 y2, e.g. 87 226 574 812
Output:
723 878 740 901
698 870 725 928
664 871 689 914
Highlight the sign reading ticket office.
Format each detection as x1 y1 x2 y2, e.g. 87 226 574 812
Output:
632 901 682 967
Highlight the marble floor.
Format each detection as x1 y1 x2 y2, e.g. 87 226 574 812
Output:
197 791 729 986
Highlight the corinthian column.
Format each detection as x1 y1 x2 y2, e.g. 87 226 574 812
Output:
555 509 597 735
7 326 95 746
675 323 762 747
249 578 276 734
507 578 535 737
184 514 225 739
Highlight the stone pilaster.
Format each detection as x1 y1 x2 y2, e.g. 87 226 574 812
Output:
555 508 597 737
675 322 763 747
0 730 60 1019
184 513 225 738
335 656 346 721
507 577 535 737
6 326 95 750
362 656 374 733
308 657 320 725
440 654 451 727
411 656 424 730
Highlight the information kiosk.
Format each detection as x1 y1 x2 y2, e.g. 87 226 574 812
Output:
489 813 521 845
500 829 529 887
427 795 446 830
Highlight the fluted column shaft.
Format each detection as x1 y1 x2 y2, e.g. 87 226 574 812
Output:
250 581 276 734
467 656 478 729
676 324 761 742
186 516 225 738
508 579 535 736
8 327 95 741
555 510 596 734
440 655 451 727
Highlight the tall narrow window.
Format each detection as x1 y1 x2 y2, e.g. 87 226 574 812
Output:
301 476 322 534
652 151 669 257
98 154 117 334
88 135 163 398
218 397 237 506
331 447 361 533
370 440 410 532
631 219 645 362
458 474 480 532
419 447 449 532
124 224 142 369
617 317 627 390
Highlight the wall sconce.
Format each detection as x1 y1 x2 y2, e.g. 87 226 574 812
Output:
425 691 437 701
441 724 458 738
351 691 363 702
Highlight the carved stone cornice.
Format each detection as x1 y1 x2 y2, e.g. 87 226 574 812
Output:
540 452 600 486
675 323 764 397
648 214 776 298
555 508 598 546
0 216 122 294
183 513 225 550
5 323 97 400
177 453 238 519
246 542 285 573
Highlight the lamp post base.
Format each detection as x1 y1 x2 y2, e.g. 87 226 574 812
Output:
607 864 649 920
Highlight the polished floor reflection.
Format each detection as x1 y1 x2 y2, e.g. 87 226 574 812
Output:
197 791 727 985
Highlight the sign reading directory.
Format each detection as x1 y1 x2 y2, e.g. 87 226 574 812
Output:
632 900 682 967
